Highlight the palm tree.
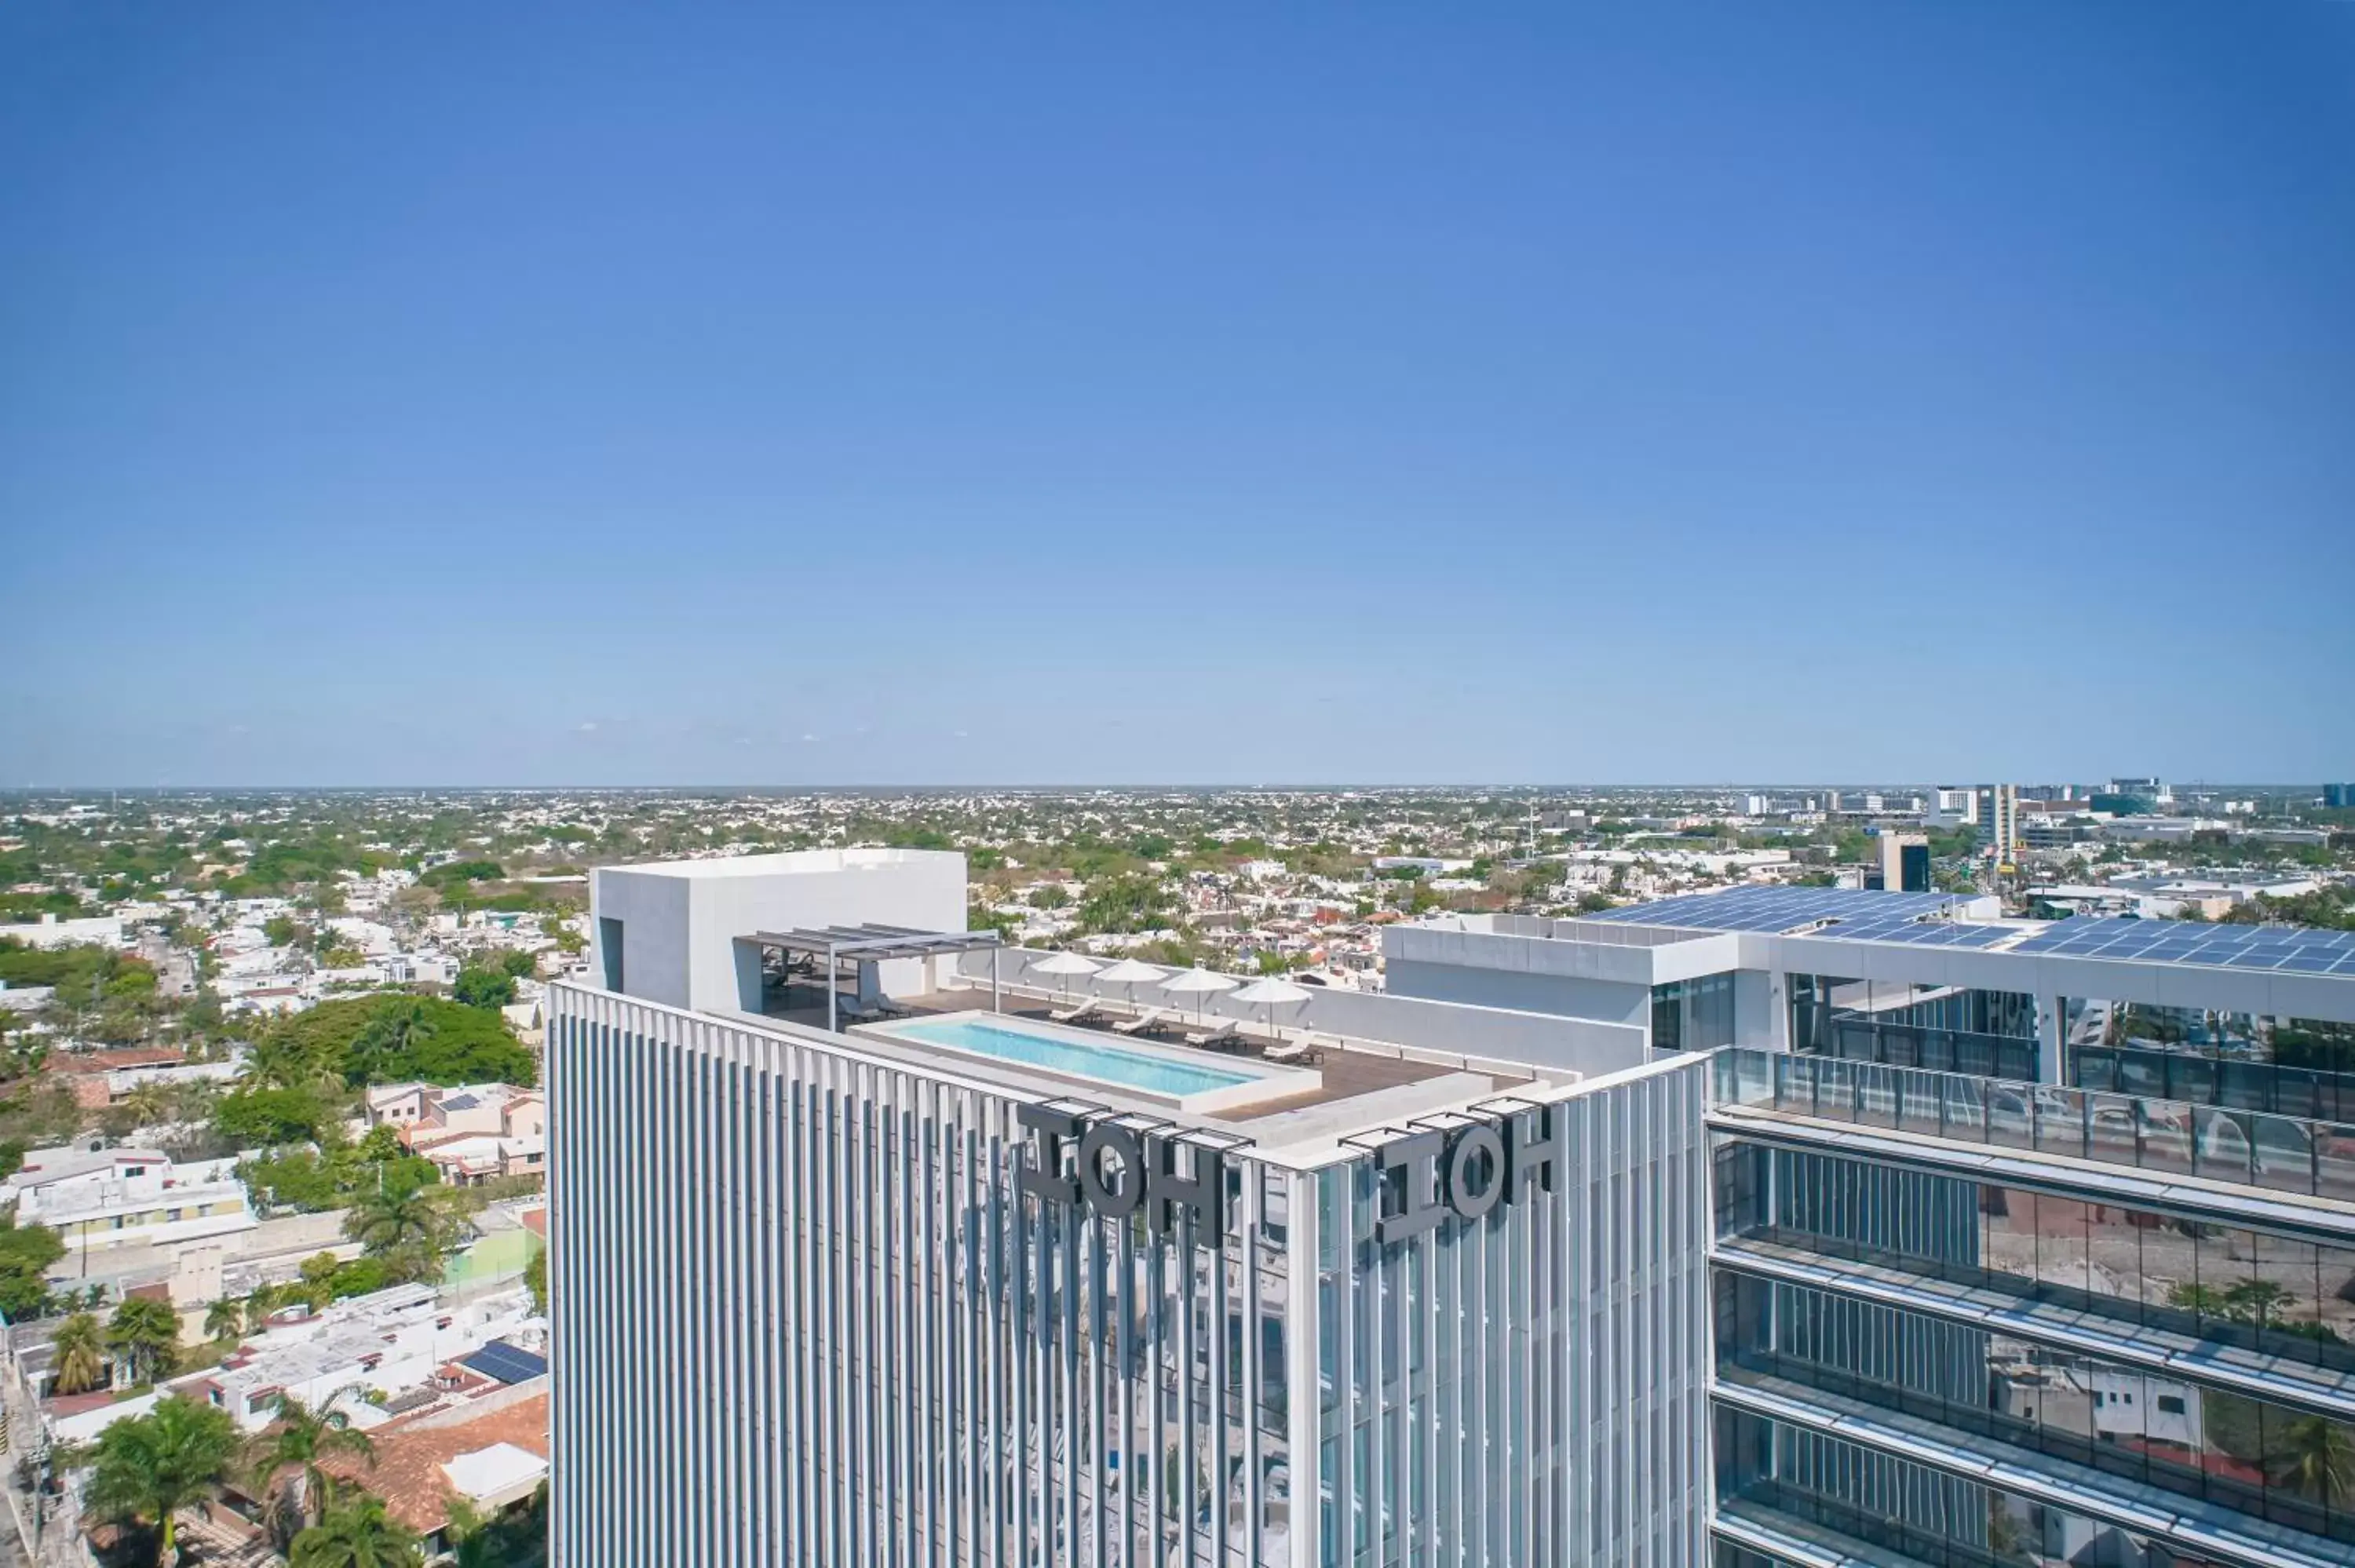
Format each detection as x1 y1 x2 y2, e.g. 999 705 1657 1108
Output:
84 1395 242 1566
203 1297 244 1344
50 1311 108 1395
108 1295 183 1387
119 1081 174 1129
2271 1413 2355 1509
247 1387 378 1533
439 1495 498 1568
242 1034 338 1094
350 1001 436 1085
344 1175 451 1279
246 1282 280 1333
290 1489 424 1568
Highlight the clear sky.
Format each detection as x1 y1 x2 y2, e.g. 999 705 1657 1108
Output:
2 2 2349 788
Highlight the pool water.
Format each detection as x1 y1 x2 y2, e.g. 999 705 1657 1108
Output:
890 1016 1261 1097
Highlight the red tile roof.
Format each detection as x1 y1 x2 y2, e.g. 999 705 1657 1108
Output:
319 1392 549 1534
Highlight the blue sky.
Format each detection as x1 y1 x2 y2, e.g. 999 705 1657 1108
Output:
2 2 2349 787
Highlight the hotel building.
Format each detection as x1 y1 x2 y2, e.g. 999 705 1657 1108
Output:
552 858 2355 1568
550 851 1707 1566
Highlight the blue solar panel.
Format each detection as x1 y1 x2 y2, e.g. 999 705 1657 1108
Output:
461 1340 549 1385
2010 917 2355 974
1592 886 1967 934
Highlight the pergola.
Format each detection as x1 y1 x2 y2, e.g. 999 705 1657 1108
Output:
746 923 1006 1033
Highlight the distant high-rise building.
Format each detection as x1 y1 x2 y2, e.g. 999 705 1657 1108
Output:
1872 832 1932 893
1976 784 2018 859
2328 782 2353 809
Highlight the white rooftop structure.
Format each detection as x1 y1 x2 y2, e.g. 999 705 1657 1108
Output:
442 1440 550 1506
590 848 966 1012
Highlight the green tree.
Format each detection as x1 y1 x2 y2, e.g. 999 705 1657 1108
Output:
451 968 517 1011
344 1173 455 1281
0 1211 65 1319
108 1294 183 1385
290 1489 425 1568
248 1387 378 1533
118 1079 175 1130
51 1311 108 1395
440 1494 506 1568
243 1030 345 1094
524 1243 547 1316
215 1086 333 1147
2270 1414 2355 1508
203 1297 244 1344
84 1395 242 1566
2221 1278 2296 1329
300 1252 343 1308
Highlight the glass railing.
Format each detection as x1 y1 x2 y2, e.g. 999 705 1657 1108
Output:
1712 1046 2355 1204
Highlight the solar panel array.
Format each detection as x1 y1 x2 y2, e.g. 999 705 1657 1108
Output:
2010 917 2355 975
1591 886 1969 934
462 1340 550 1385
1810 916 2017 949
1588 888 2355 973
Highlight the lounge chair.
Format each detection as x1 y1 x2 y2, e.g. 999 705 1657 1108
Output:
1185 1019 1240 1050
837 999 882 1024
1050 997 1102 1024
1263 1040 1309 1065
1112 1006 1171 1036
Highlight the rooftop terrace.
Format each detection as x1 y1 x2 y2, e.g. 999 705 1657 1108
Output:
751 981 1499 1125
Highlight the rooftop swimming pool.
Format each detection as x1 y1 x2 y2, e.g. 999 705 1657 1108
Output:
854 1010 1322 1114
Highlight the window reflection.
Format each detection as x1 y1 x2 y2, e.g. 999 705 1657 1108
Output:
1721 1143 2355 1377
2071 1005 2355 1121
1718 1275 2355 1546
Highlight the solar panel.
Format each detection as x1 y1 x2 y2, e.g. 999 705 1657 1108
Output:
461 1340 549 1385
2010 916 2355 974
1591 886 1967 934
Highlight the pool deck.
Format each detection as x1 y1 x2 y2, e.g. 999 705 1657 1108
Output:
753 981 1509 1120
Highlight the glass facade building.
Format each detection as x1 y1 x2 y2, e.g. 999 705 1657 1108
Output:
553 878 2355 1568
548 983 1713 1567
1385 888 2355 1568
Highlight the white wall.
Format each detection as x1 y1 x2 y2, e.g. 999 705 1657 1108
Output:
590 850 968 1013
590 869 693 1010
1383 957 1652 1030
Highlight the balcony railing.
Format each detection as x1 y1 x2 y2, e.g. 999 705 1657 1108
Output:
1711 1046 2355 1205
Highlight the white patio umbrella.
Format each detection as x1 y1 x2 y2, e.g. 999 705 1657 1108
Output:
1094 957 1165 1011
1159 966 1240 1023
1029 950 1102 1003
1230 975 1312 1037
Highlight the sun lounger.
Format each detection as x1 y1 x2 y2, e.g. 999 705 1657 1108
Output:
1291 1034 1334 1063
1112 1007 1170 1036
1264 1040 1309 1065
1185 1019 1240 1049
840 997 910 1024
1050 997 1102 1024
